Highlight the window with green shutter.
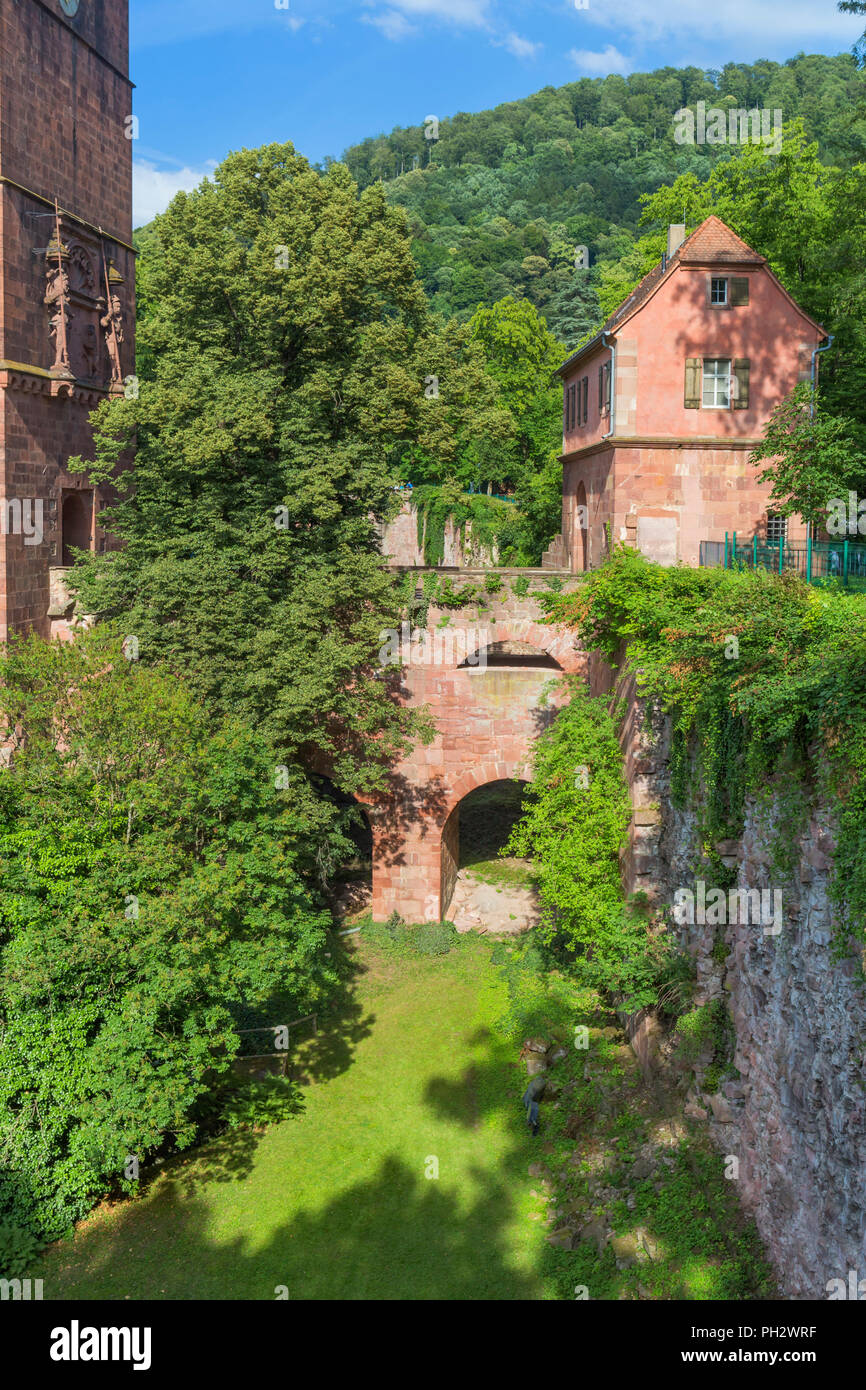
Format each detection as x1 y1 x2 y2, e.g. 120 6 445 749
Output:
684 357 701 408
730 277 750 306
732 359 750 408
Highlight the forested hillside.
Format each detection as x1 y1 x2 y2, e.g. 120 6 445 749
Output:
336 54 866 342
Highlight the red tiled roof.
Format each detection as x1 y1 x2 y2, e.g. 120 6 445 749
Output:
677 214 765 265
558 216 772 375
604 217 764 331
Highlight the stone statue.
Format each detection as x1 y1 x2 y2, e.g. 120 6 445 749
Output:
44 265 73 375
100 292 124 389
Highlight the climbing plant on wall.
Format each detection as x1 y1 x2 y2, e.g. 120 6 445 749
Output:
410 482 530 567
548 546 866 954
507 683 661 1011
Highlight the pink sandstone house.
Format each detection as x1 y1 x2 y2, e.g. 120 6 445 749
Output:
553 216 828 572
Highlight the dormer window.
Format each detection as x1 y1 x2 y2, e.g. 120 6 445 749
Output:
707 274 750 307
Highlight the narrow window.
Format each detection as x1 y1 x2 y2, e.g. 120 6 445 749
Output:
702 357 732 408
710 277 728 305
602 361 611 413
581 376 589 424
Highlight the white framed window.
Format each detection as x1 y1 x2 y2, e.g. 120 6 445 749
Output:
710 277 728 305
702 357 731 408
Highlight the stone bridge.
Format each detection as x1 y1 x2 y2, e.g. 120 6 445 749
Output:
367 568 586 922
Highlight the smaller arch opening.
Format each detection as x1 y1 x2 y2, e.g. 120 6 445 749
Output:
309 774 372 917
61 491 92 567
458 640 561 671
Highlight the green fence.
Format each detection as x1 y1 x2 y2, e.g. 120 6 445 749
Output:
699 535 866 590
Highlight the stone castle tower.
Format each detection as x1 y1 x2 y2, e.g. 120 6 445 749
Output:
0 0 134 642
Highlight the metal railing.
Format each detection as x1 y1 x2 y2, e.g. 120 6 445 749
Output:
699 534 866 590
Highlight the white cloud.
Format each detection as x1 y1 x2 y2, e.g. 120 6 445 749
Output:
501 31 542 59
568 44 633 77
382 0 489 22
360 0 490 36
362 8 417 39
133 160 216 227
586 0 862 48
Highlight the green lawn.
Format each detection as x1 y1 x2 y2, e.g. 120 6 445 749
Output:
37 935 553 1301
35 931 773 1302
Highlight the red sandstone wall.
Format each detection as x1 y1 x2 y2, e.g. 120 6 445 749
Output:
559 257 821 570
0 0 133 642
0 0 132 238
563 441 808 572
381 502 500 568
368 577 586 921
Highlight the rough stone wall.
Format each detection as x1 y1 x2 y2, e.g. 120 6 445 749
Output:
673 802 866 1301
603 652 866 1299
380 502 500 568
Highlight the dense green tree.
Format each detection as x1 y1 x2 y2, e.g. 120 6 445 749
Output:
330 56 866 336
73 144 462 796
749 386 866 527
0 629 334 1249
469 298 566 558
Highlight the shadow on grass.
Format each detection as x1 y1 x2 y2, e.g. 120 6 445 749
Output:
233 934 378 1089
40 1149 543 1301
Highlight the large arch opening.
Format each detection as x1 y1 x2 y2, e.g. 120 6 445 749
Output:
441 779 537 934
457 640 561 671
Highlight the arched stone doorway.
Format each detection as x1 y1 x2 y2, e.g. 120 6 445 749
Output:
440 778 535 933
367 589 588 925
61 490 92 567
575 481 588 572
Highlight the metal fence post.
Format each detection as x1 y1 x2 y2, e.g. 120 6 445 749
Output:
844 538 849 587
779 535 783 575
724 532 729 569
807 534 812 584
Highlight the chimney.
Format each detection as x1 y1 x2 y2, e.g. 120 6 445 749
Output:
667 224 686 258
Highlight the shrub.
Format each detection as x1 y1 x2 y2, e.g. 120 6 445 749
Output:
507 687 659 1012
0 629 334 1244
0 1221 41 1279
414 920 459 955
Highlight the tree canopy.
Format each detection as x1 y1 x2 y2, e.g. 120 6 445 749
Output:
0 629 334 1250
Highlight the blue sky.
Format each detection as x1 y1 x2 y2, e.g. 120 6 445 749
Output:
131 0 864 225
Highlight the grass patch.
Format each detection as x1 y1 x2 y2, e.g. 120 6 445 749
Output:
35 936 554 1301
34 935 773 1301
